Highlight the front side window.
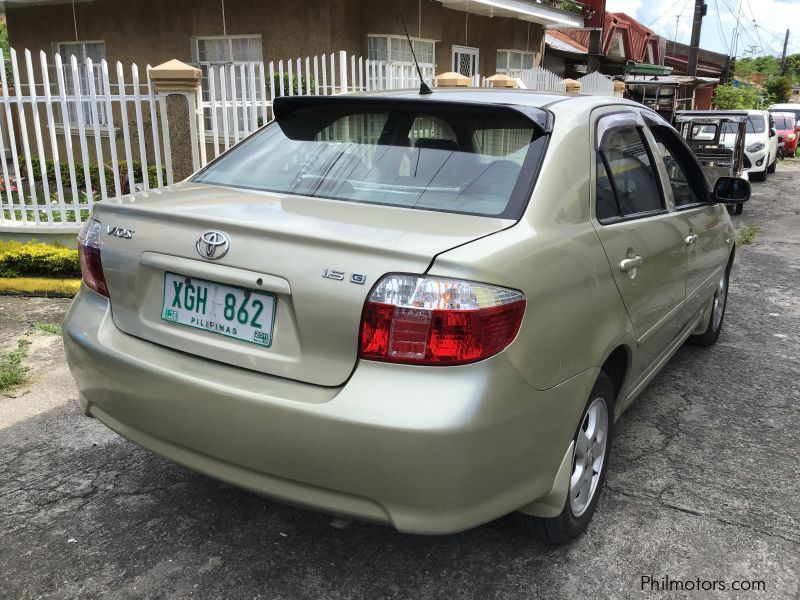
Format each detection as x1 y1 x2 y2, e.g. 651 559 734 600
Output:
54 41 107 127
194 103 548 218
647 121 707 207
595 120 663 222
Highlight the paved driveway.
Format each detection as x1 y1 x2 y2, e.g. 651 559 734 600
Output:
1 163 799 600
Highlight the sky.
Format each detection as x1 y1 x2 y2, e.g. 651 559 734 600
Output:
605 0 800 57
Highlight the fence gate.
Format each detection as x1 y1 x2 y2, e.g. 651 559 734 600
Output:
0 47 171 229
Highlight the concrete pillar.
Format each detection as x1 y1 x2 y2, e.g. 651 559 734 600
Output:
149 59 203 184
565 79 583 94
434 72 471 88
486 74 518 88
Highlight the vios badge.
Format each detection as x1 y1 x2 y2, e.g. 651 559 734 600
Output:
196 231 230 260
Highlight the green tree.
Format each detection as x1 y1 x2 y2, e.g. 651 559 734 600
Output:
765 75 792 104
714 83 759 109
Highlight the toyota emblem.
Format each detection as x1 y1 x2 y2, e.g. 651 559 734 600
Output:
196 230 230 260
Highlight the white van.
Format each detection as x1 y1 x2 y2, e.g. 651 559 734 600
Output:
768 103 800 129
722 110 778 181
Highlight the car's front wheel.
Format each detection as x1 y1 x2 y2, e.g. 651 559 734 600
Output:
516 373 614 544
767 157 777 173
690 261 731 346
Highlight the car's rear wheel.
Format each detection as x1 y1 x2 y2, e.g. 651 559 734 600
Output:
734 203 744 215
516 373 614 544
690 261 731 347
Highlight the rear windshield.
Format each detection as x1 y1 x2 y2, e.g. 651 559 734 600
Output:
193 103 548 218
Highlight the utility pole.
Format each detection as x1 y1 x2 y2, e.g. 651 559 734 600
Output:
780 29 790 74
674 15 681 41
730 0 743 58
687 0 707 76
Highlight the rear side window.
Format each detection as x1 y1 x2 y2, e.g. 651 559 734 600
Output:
595 124 663 222
194 103 549 219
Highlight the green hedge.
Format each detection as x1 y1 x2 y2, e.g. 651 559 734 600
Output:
0 241 80 278
19 157 167 195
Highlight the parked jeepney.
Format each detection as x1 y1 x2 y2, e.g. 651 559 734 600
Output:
674 110 749 215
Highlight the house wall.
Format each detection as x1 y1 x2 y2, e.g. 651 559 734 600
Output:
7 0 544 76
3 0 546 177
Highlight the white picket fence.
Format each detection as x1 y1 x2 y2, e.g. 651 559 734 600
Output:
518 66 567 92
0 47 170 228
0 42 620 232
578 71 615 96
199 50 438 159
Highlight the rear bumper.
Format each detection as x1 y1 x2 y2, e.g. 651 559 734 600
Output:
63 287 596 534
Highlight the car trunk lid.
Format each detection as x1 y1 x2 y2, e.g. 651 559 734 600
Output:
96 182 512 386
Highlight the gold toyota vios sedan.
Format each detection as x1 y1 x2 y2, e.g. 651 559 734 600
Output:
64 90 749 543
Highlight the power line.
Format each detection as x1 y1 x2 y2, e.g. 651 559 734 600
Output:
712 0 731 55
644 0 691 28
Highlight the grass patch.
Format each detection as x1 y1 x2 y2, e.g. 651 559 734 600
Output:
0 277 81 297
34 322 61 335
0 338 30 393
736 224 761 246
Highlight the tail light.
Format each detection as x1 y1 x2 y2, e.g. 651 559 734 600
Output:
78 218 109 298
359 274 526 366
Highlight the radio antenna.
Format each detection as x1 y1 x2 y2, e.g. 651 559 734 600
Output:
394 0 433 94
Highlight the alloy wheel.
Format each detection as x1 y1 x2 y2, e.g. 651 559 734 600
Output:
569 397 609 518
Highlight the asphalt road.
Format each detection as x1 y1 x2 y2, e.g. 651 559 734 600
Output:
1 162 799 600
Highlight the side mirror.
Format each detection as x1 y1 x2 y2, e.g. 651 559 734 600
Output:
713 177 750 204
770 128 777 137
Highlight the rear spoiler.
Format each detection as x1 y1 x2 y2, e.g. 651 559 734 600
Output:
272 94 553 135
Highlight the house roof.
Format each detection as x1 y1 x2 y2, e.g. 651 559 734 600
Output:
557 11 660 63
438 0 583 29
545 30 588 54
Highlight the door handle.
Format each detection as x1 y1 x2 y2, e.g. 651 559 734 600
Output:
685 234 699 246
619 256 643 272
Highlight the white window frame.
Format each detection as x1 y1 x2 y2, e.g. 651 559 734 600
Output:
52 40 108 129
367 34 436 66
191 35 264 135
496 49 536 75
367 34 436 89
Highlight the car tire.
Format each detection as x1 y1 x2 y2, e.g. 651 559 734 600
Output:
767 158 777 173
734 203 743 215
690 259 731 347
516 373 614 544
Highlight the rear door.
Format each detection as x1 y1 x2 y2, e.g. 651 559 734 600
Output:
591 109 687 384
643 112 731 322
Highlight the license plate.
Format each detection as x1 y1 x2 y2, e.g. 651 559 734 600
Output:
161 272 276 348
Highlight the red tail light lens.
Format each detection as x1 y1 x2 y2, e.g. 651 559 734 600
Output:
359 275 526 365
78 218 109 298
